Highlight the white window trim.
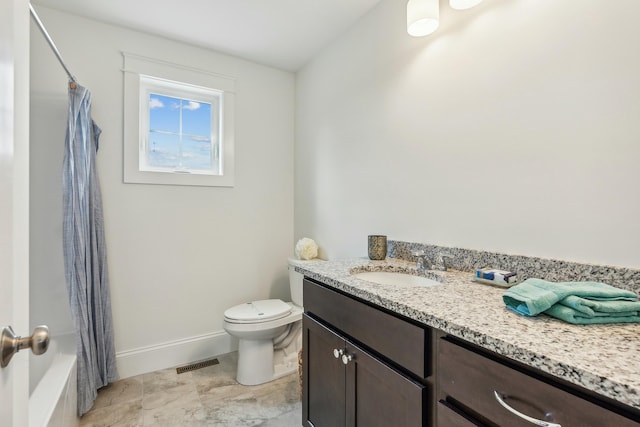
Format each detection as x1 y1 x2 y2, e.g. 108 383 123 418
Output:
123 52 235 187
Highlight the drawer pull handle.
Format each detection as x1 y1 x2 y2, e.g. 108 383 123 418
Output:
493 391 561 427
333 348 343 359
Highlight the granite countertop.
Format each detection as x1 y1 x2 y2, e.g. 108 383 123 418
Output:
293 257 640 411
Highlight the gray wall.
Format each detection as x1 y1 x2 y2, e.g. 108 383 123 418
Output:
295 0 640 268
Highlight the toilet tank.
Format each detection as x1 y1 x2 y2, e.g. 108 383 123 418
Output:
288 258 320 307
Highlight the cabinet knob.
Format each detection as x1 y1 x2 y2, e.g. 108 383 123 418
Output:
493 390 561 427
341 353 353 365
333 348 344 359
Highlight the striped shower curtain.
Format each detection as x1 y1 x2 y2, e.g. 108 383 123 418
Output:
62 83 118 416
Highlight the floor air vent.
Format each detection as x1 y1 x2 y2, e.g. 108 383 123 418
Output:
176 358 220 374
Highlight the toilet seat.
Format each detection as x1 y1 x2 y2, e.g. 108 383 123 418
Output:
224 299 292 324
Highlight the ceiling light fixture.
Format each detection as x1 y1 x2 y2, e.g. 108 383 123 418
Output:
407 0 439 37
449 0 483 10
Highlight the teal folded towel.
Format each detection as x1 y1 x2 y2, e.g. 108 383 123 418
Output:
559 295 640 317
544 304 640 325
502 278 640 324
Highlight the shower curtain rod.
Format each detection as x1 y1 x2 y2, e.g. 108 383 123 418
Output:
29 3 78 88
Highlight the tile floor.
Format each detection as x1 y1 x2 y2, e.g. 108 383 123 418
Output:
79 352 302 427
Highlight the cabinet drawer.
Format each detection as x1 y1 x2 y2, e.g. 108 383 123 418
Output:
304 278 428 378
438 338 640 427
437 400 484 427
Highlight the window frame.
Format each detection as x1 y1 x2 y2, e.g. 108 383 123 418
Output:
140 76 221 175
123 53 235 187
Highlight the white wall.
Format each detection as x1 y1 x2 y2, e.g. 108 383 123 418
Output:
296 0 640 268
30 7 295 377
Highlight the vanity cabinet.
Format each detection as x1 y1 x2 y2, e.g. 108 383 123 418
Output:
302 275 640 427
437 337 640 427
302 278 428 427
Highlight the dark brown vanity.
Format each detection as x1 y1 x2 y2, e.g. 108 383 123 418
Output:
302 276 640 427
302 278 428 427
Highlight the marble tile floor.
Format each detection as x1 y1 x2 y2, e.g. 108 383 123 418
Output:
79 352 302 427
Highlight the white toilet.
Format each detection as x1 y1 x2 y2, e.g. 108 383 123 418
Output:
223 258 315 385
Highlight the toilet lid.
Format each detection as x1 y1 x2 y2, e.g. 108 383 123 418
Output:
224 299 292 323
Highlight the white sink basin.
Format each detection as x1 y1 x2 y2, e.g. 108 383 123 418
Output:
352 271 441 287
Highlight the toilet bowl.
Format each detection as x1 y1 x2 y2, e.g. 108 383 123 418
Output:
222 258 319 385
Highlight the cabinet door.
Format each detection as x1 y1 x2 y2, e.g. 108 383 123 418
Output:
303 314 346 427
345 341 427 427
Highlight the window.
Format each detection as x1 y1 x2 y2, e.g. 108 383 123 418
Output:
123 53 235 187
141 76 220 174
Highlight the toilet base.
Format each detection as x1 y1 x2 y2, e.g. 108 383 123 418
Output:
237 338 274 385
235 331 302 386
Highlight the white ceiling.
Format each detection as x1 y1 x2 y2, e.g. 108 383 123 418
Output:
32 0 383 71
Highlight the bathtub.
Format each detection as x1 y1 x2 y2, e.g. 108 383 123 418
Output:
29 333 79 427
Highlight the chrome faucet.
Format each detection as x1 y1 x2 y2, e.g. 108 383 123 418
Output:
412 251 432 270
413 251 454 271
432 253 454 271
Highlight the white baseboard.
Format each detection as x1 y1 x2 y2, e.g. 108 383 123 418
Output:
115 330 238 379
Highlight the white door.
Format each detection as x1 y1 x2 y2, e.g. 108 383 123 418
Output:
1 0 31 425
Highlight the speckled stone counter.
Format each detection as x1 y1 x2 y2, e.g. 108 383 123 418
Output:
293 257 640 411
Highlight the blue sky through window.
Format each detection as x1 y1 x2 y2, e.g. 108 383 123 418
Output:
148 94 214 171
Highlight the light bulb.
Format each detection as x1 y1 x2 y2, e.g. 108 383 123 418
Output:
407 0 439 37
450 0 483 10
